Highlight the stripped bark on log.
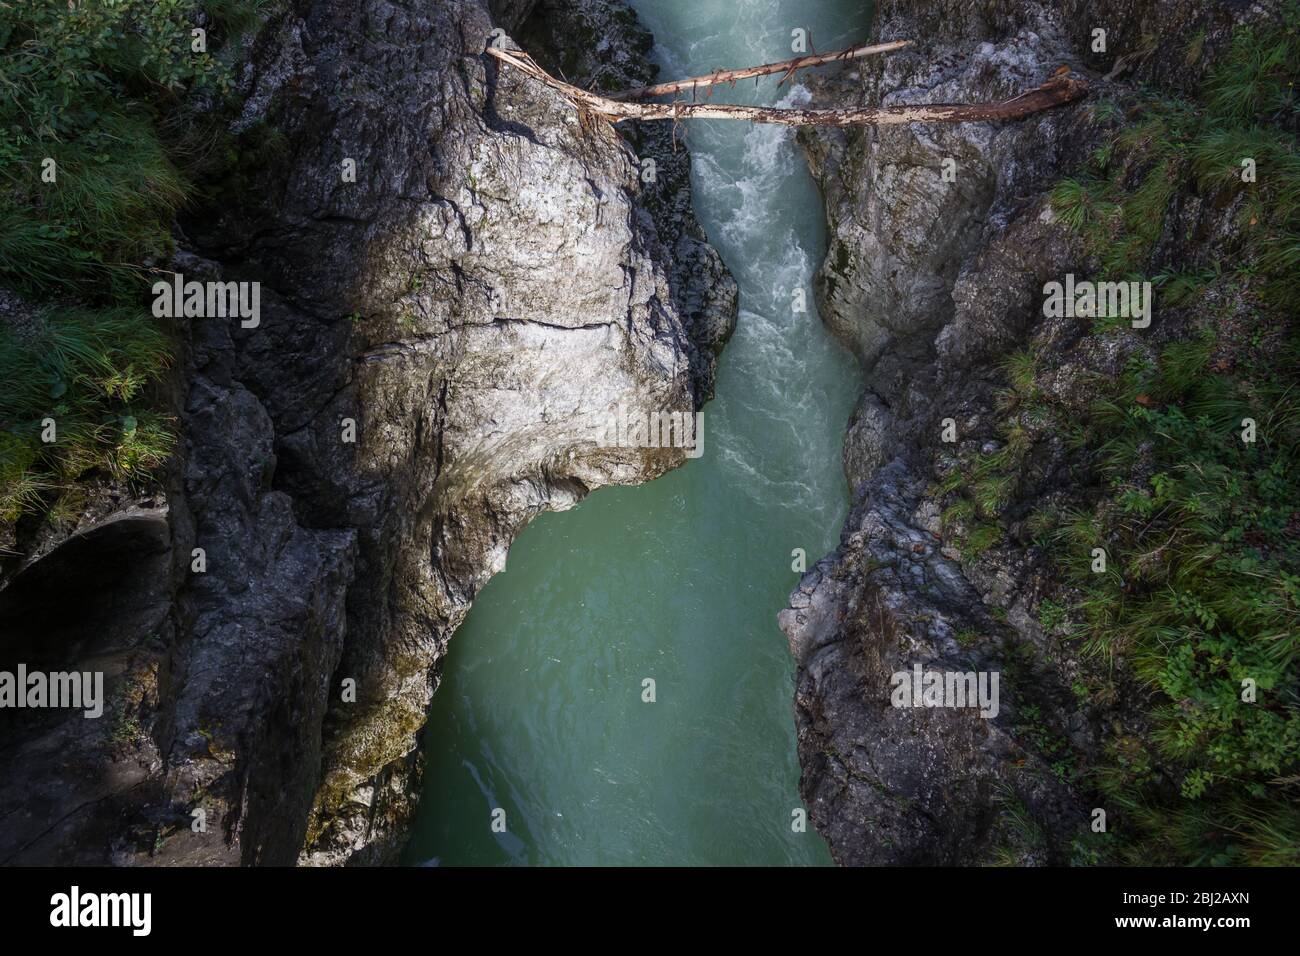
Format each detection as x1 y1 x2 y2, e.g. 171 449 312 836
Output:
609 40 912 101
487 47 1089 127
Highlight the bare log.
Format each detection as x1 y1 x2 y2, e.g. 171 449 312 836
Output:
610 40 912 101
487 48 1089 127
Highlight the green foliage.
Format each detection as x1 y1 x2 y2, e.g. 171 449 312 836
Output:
1202 5 1300 124
1037 599 1068 633
0 306 174 524
1016 701 1077 783
1049 177 1107 232
1 0 234 142
1050 12 1300 309
962 523 1003 558
987 784 1049 866
0 1 271 535
941 497 975 530
0 0 259 298
1 112 187 298
1024 323 1300 865
1001 350 1039 396
1029 6 1300 865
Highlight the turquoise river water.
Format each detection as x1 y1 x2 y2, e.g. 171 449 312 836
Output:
404 0 871 866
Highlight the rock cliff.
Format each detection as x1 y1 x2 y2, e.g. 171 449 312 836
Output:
782 0 1295 865
0 0 734 866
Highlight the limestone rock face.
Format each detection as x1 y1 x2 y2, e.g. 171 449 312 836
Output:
779 462 1080 865
0 0 734 866
800 3 1085 376
205 0 733 867
782 0 1273 865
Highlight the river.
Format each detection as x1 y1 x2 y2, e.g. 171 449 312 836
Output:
404 0 870 866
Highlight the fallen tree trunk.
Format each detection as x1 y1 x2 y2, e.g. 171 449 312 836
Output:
487 47 1089 127
610 39 912 101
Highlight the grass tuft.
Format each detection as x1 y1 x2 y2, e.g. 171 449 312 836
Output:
0 1 274 535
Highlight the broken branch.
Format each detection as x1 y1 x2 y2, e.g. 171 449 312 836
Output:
487 47 1089 127
610 39 912 101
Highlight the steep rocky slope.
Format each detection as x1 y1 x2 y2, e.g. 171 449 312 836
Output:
782 0 1297 865
0 0 734 865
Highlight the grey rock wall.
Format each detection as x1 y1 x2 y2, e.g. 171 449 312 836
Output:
782 0 1277 865
0 0 734 866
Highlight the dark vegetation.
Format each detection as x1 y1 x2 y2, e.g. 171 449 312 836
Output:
0 1 271 535
942 8 1299 864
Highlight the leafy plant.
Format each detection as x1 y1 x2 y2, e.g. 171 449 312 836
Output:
0 2 273 535
1030 6 1300 863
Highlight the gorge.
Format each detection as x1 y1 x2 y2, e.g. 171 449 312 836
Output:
1 0 1295 869
404 0 868 866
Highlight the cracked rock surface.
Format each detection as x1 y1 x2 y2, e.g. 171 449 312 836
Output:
782 0 1268 865
0 0 734 866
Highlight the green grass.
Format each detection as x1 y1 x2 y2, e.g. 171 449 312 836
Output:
944 6 1300 865
1062 338 1300 820
0 1 273 541
1 112 188 300
0 306 175 523
1051 17 1300 310
1023 6 1300 865
1202 12 1300 123
987 783 1049 866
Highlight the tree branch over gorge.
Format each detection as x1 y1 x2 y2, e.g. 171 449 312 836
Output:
609 39 913 101
486 42 1089 127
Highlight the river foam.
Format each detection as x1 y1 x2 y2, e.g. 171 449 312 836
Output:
405 0 870 866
